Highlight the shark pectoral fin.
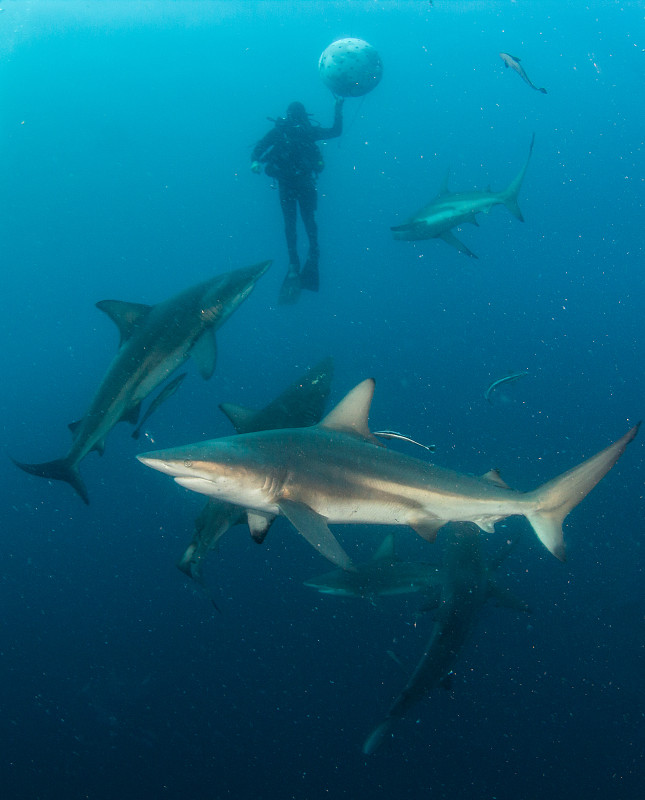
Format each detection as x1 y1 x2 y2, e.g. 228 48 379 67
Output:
438 230 478 258
390 222 417 232
363 719 394 756
481 469 510 489
488 581 532 613
191 330 218 379
410 518 445 542
278 499 354 570
247 511 276 544
218 403 258 434
95 300 152 347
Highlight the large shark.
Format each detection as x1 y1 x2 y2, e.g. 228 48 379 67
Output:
303 533 439 599
137 378 638 570
363 523 530 754
391 135 535 257
177 357 335 582
14 261 271 503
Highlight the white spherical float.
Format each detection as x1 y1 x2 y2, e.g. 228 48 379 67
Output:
318 38 383 97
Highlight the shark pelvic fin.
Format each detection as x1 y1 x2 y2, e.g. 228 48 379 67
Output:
278 499 354 570
319 379 380 444
525 422 639 560
247 511 275 543
12 456 89 504
95 300 152 347
190 330 218 379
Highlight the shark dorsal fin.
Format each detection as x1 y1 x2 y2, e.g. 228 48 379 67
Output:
319 379 379 443
96 300 152 347
481 469 510 489
219 403 258 434
436 168 451 197
372 533 396 562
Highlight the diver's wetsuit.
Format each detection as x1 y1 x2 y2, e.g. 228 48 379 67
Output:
251 100 343 291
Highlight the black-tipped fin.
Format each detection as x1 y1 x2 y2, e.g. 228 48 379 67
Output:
95 299 151 347
12 456 89 504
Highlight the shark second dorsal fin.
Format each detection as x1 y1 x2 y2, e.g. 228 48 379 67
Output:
318 379 380 443
95 300 152 347
372 533 396 562
219 403 258 434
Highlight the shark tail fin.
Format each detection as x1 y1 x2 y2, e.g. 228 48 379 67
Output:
363 719 394 756
12 456 89 504
524 423 639 560
502 133 535 221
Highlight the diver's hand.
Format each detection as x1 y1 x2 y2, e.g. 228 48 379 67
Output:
251 160 262 174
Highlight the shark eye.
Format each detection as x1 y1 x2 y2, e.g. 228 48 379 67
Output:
183 460 193 468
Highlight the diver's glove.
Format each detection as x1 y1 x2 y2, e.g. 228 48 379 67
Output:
251 160 262 174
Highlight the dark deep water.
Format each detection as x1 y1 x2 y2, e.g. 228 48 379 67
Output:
1 2 644 798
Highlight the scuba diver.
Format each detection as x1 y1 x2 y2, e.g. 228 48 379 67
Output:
251 97 344 304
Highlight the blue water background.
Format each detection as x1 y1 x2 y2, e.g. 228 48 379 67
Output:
1 2 644 798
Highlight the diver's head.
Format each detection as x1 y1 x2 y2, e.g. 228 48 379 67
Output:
286 101 310 125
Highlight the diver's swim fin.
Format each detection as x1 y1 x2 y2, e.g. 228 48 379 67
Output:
278 268 302 305
300 258 319 292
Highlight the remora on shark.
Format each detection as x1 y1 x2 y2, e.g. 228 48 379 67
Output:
391 135 535 257
13 261 271 503
137 378 638 568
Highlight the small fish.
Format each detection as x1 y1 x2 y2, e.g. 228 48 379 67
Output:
500 52 547 94
374 430 436 452
484 371 529 404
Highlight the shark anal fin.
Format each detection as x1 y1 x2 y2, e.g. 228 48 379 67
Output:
278 499 354 570
410 518 445 542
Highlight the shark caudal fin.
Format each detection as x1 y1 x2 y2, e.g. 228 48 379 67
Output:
12 456 89 504
501 133 535 221
524 423 639 560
